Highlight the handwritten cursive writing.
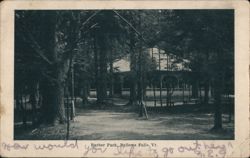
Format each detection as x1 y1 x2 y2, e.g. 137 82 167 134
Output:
34 140 78 150
114 145 142 158
2 142 29 151
147 145 159 158
1 140 235 158
177 140 202 157
162 146 174 158
83 145 107 156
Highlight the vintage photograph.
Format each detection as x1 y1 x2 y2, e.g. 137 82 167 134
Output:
13 9 234 140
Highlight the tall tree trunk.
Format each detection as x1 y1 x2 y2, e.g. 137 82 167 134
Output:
212 50 224 130
97 33 108 104
192 78 199 98
182 81 185 103
109 48 114 98
212 77 222 130
129 30 137 105
204 79 209 105
49 14 70 124
153 81 156 107
137 57 143 117
129 74 137 105
159 77 163 107
137 24 143 117
41 74 67 126
199 82 202 101
166 84 169 106
51 62 67 124
137 13 148 119
70 59 75 120
30 81 39 126
158 49 163 107
93 34 99 101
41 16 67 124
71 61 75 103
81 79 89 107
21 93 27 127
40 80 55 124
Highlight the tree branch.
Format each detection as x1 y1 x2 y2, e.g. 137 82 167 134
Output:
79 10 102 31
26 32 53 65
112 10 148 45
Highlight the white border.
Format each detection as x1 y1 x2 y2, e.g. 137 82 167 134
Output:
0 1 249 157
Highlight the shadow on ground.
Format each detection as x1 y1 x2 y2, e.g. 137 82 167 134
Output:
14 102 234 140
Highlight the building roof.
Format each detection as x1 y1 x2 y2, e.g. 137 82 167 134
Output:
113 48 191 72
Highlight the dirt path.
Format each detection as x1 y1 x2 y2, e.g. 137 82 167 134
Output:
68 109 233 140
15 106 234 140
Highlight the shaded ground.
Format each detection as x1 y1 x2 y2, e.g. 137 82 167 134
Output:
15 100 234 140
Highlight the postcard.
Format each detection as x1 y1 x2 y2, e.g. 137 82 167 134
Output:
0 0 249 157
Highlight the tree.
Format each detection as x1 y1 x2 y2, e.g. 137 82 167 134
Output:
15 11 86 124
152 10 234 130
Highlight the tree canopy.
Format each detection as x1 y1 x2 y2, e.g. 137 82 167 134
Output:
15 10 234 129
